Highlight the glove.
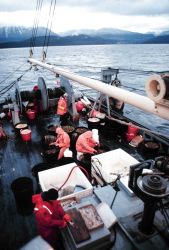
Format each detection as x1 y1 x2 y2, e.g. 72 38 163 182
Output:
63 214 71 222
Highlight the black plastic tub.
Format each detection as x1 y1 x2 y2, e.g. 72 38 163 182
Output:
75 126 89 136
87 117 100 130
103 116 128 138
42 135 57 150
11 177 34 215
62 125 75 136
140 140 160 159
47 125 58 136
44 145 60 163
15 122 28 135
32 162 52 183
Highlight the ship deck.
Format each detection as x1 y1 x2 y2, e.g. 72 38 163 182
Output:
0 112 169 250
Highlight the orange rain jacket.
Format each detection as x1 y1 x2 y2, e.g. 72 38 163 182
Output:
57 96 68 115
55 127 70 160
76 131 98 154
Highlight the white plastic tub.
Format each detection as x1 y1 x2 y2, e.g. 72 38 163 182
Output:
91 148 139 195
38 162 93 200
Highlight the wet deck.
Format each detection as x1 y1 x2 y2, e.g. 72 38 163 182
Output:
0 113 168 250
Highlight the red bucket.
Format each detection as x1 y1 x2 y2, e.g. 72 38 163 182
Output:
128 125 139 135
126 132 135 142
26 110 36 120
20 129 32 142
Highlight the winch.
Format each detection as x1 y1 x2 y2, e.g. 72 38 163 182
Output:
129 158 169 235
141 174 167 195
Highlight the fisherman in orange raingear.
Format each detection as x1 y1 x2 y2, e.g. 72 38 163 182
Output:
32 188 71 249
57 94 68 116
76 130 99 160
57 93 69 125
50 127 70 160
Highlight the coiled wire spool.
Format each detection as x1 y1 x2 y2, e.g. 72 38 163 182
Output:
146 74 169 103
142 175 167 195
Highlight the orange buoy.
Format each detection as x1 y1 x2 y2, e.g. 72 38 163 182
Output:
20 129 32 142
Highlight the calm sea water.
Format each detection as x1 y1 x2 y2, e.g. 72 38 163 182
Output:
0 44 169 134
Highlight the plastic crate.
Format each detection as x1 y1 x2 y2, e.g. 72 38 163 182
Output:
39 163 93 200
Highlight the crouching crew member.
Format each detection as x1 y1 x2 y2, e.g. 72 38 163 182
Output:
50 127 70 160
32 188 70 249
76 130 99 160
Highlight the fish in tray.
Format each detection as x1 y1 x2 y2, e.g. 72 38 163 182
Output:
78 204 104 231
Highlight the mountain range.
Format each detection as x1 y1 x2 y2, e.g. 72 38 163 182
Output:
0 26 169 48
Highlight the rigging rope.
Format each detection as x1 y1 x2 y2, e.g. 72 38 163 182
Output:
30 0 44 52
0 62 27 85
42 0 54 51
0 67 32 97
42 0 57 58
45 0 57 56
106 115 169 140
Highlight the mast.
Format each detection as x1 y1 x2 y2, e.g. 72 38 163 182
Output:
28 58 169 121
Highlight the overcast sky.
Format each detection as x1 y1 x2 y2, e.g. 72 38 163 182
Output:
0 0 169 34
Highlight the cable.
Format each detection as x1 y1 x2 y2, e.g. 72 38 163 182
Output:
157 201 169 228
91 157 105 181
45 0 57 56
42 0 54 51
30 0 44 51
108 226 117 250
0 67 32 97
106 115 169 140
50 165 90 192
32 0 44 49
0 62 27 85
30 0 39 49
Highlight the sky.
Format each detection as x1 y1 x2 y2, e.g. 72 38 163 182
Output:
0 0 169 34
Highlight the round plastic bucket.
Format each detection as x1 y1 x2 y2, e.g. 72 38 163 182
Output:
44 146 60 163
126 132 135 142
87 117 100 130
15 123 28 135
76 101 85 112
32 163 51 183
47 125 58 136
20 129 32 142
27 103 35 110
11 177 34 214
42 135 57 150
26 110 36 120
62 125 75 136
128 125 139 135
142 141 160 158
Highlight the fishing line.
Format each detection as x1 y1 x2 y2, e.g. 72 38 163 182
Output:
0 62 27 85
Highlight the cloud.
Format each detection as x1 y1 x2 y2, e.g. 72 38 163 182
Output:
0 1 169 34
52 0 169 16
0 0 35 11
1 0 169 16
